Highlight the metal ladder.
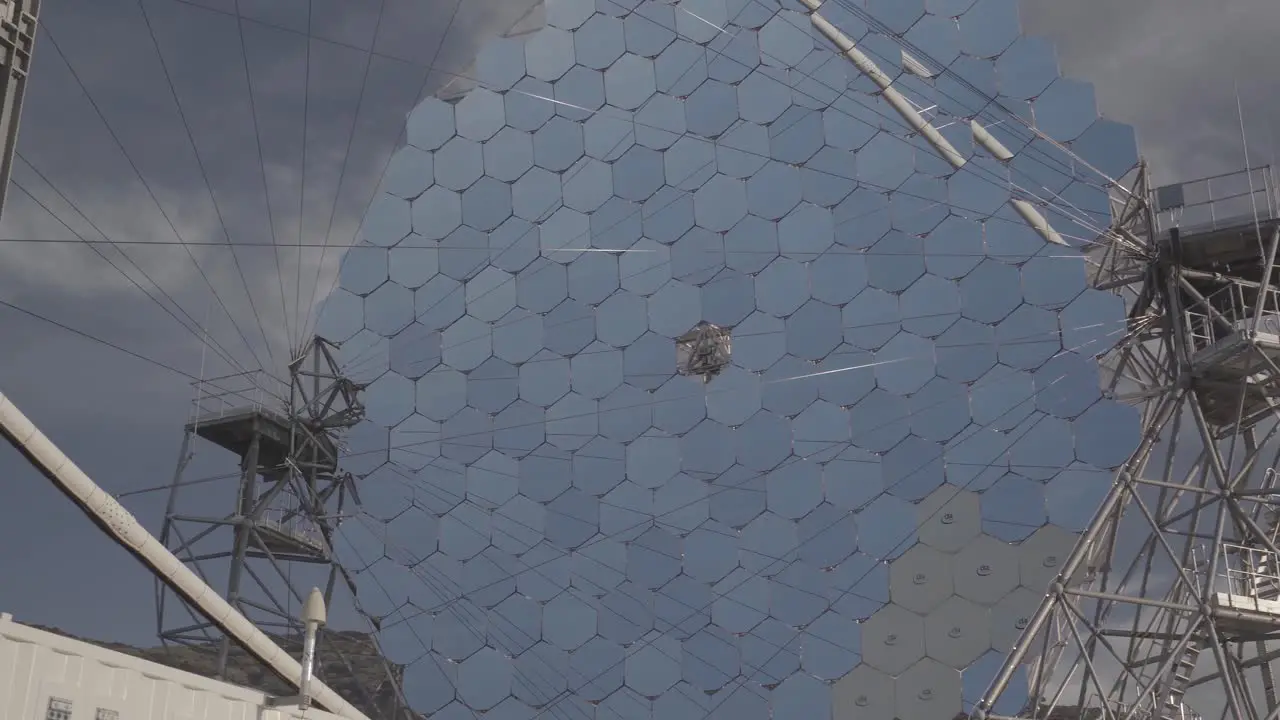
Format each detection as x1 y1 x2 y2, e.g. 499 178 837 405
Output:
1244 517 1280 708
1157 557 1207 720
1159 636 1201 720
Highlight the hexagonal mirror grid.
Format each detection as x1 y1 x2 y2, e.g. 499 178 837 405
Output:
318 0 1141 717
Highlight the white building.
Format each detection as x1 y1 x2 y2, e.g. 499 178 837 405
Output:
0 612 347 720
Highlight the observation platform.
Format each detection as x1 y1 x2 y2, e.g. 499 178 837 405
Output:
1157 166 1280 291
188 406 294 469
1158 167 1280 427
1182 283 1280 427
1154 166 1280 280
184 371 339 477
184 373 336 562
248 507 331 562
1200 543 1280 633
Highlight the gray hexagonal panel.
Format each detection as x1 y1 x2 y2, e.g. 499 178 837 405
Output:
323 0 1139 716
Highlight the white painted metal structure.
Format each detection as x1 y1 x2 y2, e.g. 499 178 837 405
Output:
0 391 371 720
0 611 348 720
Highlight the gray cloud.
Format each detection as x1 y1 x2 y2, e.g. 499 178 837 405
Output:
1020 0 1280 184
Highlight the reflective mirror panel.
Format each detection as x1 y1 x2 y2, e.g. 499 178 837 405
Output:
320 0 1139 717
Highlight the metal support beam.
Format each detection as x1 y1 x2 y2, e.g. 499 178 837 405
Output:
0 0 37 218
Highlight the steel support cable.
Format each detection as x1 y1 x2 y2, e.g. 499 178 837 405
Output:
302 0 1109 347
297 0 391 343
293 0 313 354
35 24 271 376
42 2 1121 707
0 236 1104 254
431 44 1112 243
163 0 421 71
303 0 546 343
11 153 253 371
197 11 1112 354
337 324 1124 611
0 296 234 383
334 144 1107 376
662 1 1115 240
345 408 1058 720
9 161 252 377
351 322 1129 484
826 0 1097 186
820 0 1125 238
226 0 292 357
795 0 1074 247
342 106 1106 376
4 261 1122 422
318 319 1126 716
166 0 1110 341
521 367 1073 720
132 0 280 371
325 339 1117 716
362 274 1125 389
116 466 252 499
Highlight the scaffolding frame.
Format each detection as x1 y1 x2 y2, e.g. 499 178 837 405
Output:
974 164 1280 720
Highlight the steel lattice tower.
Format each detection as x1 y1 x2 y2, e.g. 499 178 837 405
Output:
155 336 365 677
975 163 1280 720
0 0 37 219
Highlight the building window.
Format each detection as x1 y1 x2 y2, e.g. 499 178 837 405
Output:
46 698 73 720
95 710 119 720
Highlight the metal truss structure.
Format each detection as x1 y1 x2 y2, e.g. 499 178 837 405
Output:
155 336 366 676
975 164 1280 720
0 0 36 219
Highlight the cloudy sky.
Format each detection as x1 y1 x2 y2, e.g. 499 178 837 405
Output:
0 0 1276 648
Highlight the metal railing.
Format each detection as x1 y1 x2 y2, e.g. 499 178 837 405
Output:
1183 282 1280 352
258 506 327 553
188 370 287 426
1153 165 1278 235
1219 542 1280 602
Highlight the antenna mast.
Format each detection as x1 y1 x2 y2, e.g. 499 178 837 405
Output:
155 336 366 679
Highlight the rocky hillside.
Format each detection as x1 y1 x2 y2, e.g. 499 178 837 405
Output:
31 624 407 720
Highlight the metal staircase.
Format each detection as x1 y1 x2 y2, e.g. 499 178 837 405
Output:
1160 635 1202 720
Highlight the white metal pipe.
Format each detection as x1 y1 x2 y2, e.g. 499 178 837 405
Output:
971 119 1014 162
799 0 968 170
1011 198 1067 246
796 0 1069 247
0 389 371 720
973 120 1069 246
